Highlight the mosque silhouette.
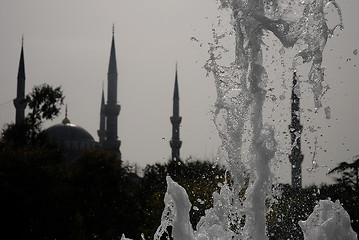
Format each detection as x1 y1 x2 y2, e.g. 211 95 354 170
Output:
12 28 303 188
13 28 182 164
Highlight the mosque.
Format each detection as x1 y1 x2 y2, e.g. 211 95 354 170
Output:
12 28 182 163
11 27 304 188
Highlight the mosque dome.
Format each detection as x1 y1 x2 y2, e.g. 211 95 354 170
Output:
47 123 95 143
46 108 96 152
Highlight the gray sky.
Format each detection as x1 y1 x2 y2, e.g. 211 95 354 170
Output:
0 0 358 187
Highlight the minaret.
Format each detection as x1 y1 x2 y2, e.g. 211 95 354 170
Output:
97 84 106 145
13 36 26 124
289 72 304 188
170 64 182 160
103 26 121 159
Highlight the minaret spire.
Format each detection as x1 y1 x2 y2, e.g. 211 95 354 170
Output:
170 63 182 160
14 36 26 124
289 72 304 188
103 27 121 159
173 62 179 100
108 26 117 76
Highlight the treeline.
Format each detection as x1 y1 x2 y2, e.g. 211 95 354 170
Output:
2 134 358 240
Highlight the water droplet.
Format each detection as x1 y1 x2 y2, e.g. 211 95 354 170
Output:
324 106 331 119
346 58 351 62
190 36 199 42
162 137 165 141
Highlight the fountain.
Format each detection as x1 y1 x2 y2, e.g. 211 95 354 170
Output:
122 0 357 239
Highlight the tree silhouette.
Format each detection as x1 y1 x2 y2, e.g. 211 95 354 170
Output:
328 157 359 190
1 84 64 147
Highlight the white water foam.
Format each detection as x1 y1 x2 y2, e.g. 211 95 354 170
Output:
299 199 357 240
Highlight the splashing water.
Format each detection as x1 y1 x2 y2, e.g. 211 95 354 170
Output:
299 200 357 240
154 177 195 240
202 0 342 238
122 0 356 239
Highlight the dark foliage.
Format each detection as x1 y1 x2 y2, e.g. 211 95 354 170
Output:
66 148 141 240
25 84 64 128
1 84 64 147
0 139 67 239
328 157 359 190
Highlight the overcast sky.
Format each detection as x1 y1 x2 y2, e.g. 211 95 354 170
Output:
0 0 358 187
